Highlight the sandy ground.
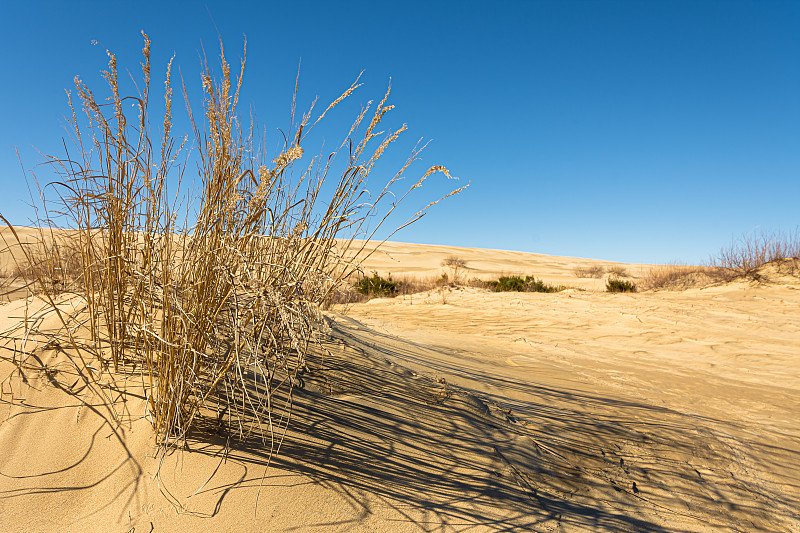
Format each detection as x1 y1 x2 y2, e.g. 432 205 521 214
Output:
0 236 798 532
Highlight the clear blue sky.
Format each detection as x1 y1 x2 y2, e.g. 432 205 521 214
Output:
1 0 798 264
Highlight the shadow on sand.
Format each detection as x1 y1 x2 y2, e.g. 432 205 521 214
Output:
2 311 798 531
185 315 800 532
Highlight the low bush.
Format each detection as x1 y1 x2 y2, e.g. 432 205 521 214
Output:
487 275 565 293
606 277 637 293
354 271 398 297
487 276 526 292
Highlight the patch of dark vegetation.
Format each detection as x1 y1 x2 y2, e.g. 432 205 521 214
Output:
487 275 565 293
354 271 399 297
606 277 637 293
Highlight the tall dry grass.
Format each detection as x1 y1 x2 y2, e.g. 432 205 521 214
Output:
2 33 466 453
0 230 89 296
639 264 711 290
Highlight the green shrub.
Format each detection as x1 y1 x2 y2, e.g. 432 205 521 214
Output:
354 271 398 297
488 275 525 292
606 277 637 293
488 275 564 293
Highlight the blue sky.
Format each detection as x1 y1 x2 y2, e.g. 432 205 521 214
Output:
1 1 798 264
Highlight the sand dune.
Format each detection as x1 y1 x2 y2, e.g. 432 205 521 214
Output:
0 239 798 532
354 240 653 291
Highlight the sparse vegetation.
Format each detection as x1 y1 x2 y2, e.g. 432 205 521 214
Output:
441 256 467 269
573 265 605 278
641 264 713 290
487 275 565 293
607 265 629 277
626 230 800 291
645 229 800 290
606 277 637 293
400 273 450 295
777 257 800 277
336 270 468 303
333 270 570 302
441 256 467 285
2 235 87 296
710 229 800 280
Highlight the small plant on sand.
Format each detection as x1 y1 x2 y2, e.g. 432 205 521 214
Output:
607 265 629 277
573 265 605 278
606 277 637 292
488 275 565 293
441 256 467 285
355 272 398 297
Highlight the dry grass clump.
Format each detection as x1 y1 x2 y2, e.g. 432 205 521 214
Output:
573 265 605 278
1 33 465 453
775 257 800 277
1 232 92 296
710 229 800 280
640 264 714 290
607 265 628 277
398 273 452 294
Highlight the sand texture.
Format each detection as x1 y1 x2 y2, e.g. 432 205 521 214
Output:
0 237 798 532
